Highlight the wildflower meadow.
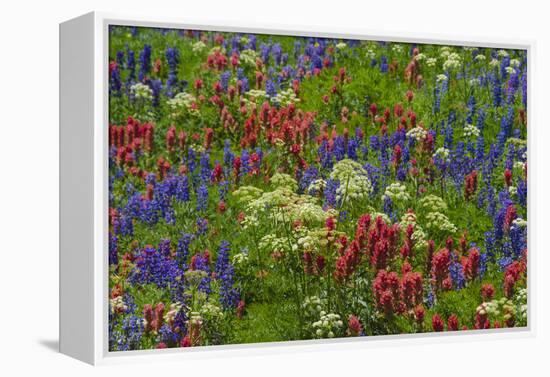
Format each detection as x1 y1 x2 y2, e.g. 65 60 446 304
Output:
108 26 528 351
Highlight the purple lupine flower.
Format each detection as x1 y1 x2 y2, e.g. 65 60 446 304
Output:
220 70 231 91
324 179 339 208
138 44 152 82
490 72 502 107
347 137 359 161
187 148 197 175
175 175 190 202
148 78 162 107
510 224 527 259
215 241 239 309
109 232 118 266
240 149 250 175
318 140 333 170
196 184 209 212
260 43 271 63
364 163 381 196
129 245 181 288
110 66 122 95
219 180 230 201
199 152 211 182
517 179 527 207
191 252 211 294
176 233 193 270
333 136 346 161
196 217 208 236
272 43 282 65
265 79 277 97
300 166 318 194
380 56 388 73
449 259 466 290
383 196 396 222
165 47 180 97
159 323 180 347
116 50 125 68
111 314 144 351
126 49 136 84
159 239 171 258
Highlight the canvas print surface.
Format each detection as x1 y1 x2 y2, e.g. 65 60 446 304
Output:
108 25 528 351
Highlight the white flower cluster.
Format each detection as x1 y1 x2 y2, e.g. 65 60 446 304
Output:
514 160 526 172
330 159 373 206
399 212 427 248
110 295 127 314
509 59 521 68
200 302 224 321
474 54 486 62
167 92 199 115
366 49 376 60
131 82 153 100
312 312 343 339
259 234 295 253
406 126 428 142
188 312 203 327
303 296 325 317
419 194 448 213
232 252 249 266
425 212 457 234
507 137 527 148
293 202 337 224
239 49 258 67
192 41 206 53
505 66 516 75
414 53 426 61
336 42 347 50
489 58 500 68
271 88 300 106
232 185 264 204
463 124 481 138
439 46 452 58
185 270 209 287
514 288 527 325
308 178 327 195
433 147 450 161
164 302 183 324
497 49 509 58
297 227 339 251
442 52 461 71
511 217 527 229
436 74 448 84
239 36 249 46
477 297 516 323
244 89 268 105
426 57 437 67
247 187 295 211
382 182 411 203
391 44 404 53
270 173 298 192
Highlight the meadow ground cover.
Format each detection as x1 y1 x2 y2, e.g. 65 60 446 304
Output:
108 26 527 351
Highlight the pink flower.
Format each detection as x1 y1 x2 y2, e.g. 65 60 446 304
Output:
447 314 459 331
432 314 444 332
181 335 192 347
481 283 495 301
348 315 363 336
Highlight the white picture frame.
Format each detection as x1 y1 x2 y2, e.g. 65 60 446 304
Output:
60 11 535 365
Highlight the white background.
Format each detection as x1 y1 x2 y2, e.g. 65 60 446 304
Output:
0 0 548 375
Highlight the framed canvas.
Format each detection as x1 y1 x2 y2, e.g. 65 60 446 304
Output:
60 12 533 365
